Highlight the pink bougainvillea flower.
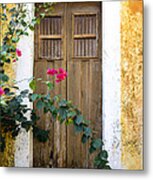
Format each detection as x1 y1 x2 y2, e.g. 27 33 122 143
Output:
58 68 67 77
59 68 65 74
0 87 5 96
46 67 67 83
55 79 61 83
55 68 67 83
56 73 66 81
16 48 22 57
13 59 17 63
47 68 58 76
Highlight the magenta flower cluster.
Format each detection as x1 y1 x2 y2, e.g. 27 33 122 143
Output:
47 68 67 83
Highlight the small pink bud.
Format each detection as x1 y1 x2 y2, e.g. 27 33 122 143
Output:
16 48 22 57
0 87 5 96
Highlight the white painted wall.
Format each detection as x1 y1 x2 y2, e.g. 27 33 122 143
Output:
14 4 34 167
102 2 122 169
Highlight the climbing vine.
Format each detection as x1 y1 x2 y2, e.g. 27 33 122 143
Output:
0 3 111 169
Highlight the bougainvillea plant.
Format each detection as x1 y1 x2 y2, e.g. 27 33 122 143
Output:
0 3 111 169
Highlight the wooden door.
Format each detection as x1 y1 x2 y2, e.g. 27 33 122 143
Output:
34 2 102 168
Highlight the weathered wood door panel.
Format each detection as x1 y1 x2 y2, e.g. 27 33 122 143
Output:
34 3 67 168
34 2 102 168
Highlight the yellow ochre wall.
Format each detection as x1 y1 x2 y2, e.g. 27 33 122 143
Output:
0 4 15 167
120 0 143 169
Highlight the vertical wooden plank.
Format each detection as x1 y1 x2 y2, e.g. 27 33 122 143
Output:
53 3 67 168
88 61 102 168
53 60 66 167
33 61 53 167
67 61 82 167
66 2 102 168
80 61 90 167
34 3 67 168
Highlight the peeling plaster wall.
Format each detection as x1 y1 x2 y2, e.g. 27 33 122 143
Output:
120 0 143 170
0 4 34 167
0 4 15 167
14 4 34 167
103 0 143 170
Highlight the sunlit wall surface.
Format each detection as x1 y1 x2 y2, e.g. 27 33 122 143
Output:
0 4 15 167
120 0 143 170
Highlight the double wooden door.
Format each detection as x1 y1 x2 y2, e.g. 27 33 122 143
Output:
34 2 102 168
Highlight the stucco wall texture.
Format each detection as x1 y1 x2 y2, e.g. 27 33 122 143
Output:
0 4 15 167
120 0 143 169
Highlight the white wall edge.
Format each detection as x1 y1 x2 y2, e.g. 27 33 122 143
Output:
102 1 122 169
14 3 34 167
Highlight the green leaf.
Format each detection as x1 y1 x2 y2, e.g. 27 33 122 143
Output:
100 150 108 161
94 156 102 167
81 134 89 144
21 121 33 132
23 32 29 36
59 99 67 107
5 59 11 63
9 7 16 13
1 51 7 56
103 165 111 169
46 81 53 90
12 127 20 138
74 124 83 133
91 139 102 149
58 107 67 122
36 100 44 110
67 111 76 118
65 118 73 125
0 73 9 82
9 45 16 52
16 29 22 36
12 37 19 43
84 127 92 137
12 86 19 90
33 126 49 142
20 89 29 97
89 146 96 154
74 115 83 125
21 20 27 27
30 94 39 102
52 111 58 120
40 13 45 18
29 79 36 91
36 18 41 24
94 151 109 169
31 111 40 123
53 95 60 102
29 25 35 31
